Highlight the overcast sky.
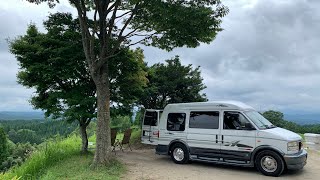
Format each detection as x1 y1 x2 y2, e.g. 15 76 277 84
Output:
0 0 319 114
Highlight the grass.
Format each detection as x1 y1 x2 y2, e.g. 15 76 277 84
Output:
41 153 125 180
130 129 142 145
1 134 125 180
1 135 81 179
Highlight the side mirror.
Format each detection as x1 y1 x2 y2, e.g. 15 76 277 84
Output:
244 122 255 130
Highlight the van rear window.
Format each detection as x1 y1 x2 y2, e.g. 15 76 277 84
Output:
189 111 219 129
144 111 158 126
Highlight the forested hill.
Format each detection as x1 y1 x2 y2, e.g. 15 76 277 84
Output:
0 111 44 120
284 114 320 125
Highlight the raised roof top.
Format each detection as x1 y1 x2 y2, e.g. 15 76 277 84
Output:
165 100 255 111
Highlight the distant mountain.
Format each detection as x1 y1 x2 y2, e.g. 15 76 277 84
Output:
0 111 45 120
284 114 320 125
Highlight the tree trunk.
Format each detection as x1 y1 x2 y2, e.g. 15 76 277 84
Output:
92 66 113 166
79 123 88 153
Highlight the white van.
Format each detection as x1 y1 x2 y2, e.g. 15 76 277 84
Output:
141 101 307 177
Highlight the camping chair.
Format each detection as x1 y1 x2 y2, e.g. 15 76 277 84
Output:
111 128 118 154
118 128 132 152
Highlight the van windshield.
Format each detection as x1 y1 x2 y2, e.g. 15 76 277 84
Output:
244 111 276 129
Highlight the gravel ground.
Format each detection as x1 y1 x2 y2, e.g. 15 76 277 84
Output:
118 148 320 180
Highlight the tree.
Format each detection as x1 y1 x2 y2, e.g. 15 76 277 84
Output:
140 56 207 109
111 115 132 132
9 13 147 153
262 110 285 127
27 0 228 165
0 127 9 165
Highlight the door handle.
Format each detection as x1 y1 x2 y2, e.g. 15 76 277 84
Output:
165 132 174 135
216 135 218 143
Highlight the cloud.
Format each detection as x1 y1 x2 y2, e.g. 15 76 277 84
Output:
142 0 320 113
0 0 319 114
0 0 71 111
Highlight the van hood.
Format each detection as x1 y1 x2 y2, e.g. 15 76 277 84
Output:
258 127 302 141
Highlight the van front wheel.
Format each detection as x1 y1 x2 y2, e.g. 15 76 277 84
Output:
255 150 285 177
170 143 189 164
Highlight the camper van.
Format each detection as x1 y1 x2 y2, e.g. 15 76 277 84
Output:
141 101 307 177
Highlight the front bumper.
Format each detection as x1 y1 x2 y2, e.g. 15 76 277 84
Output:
284 149 307 170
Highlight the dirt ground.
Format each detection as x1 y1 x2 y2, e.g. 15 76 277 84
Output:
118 148 320 180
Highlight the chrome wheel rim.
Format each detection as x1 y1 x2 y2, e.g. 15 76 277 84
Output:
173 148 184 161
261 156 277 173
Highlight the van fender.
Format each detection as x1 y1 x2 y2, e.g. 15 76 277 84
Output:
251 145 285 165
168 139 190 154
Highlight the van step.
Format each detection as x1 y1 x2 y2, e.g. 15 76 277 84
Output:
190 156 253 167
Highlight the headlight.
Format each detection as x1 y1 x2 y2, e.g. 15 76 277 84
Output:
287 141 299 151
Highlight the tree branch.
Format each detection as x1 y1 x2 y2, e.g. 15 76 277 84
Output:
127 32 158 47
106 0 120 38
123 28 138 38
92 7 98 36
118 3 139 39
72 0 94 67
95 50 122 70
115 10 132 19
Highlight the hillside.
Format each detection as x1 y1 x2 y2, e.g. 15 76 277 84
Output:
284 114 320 125
0 111 44 120
0 135 124 180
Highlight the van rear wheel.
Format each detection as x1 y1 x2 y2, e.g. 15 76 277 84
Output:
170 143 189 164
255 150 285 177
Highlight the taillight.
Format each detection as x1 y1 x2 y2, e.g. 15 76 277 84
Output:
153 130 159 138
299 142 303 150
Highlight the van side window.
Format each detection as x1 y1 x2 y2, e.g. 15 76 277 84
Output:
144 111 158 126
167 113 186 131
189 111 219 129
223 111 252 130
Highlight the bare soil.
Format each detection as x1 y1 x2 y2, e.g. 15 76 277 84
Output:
118 148 320 180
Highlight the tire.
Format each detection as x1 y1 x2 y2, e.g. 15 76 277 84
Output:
255 150 285 177
170 143 189 164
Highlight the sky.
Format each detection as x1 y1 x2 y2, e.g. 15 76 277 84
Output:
0 0 319 114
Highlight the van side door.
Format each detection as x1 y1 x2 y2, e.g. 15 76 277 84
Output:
159 112 188 145
220 111 256 163
187 111 221 159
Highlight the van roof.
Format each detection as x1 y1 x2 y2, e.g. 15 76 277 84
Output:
164 100 255 111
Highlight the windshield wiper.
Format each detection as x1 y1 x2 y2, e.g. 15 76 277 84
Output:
264 125 276 129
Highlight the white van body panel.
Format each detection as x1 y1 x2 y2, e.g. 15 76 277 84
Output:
259 127 302 141
256 127 302 154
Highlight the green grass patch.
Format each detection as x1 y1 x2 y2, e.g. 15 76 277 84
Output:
130 129 141 145
1 135 81 179
88 133 96 142
41 153 125 180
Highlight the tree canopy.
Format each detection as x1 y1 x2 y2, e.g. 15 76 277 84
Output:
9 12 147 152
26 0 229 165
262 110 285 127
140 56 207 109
